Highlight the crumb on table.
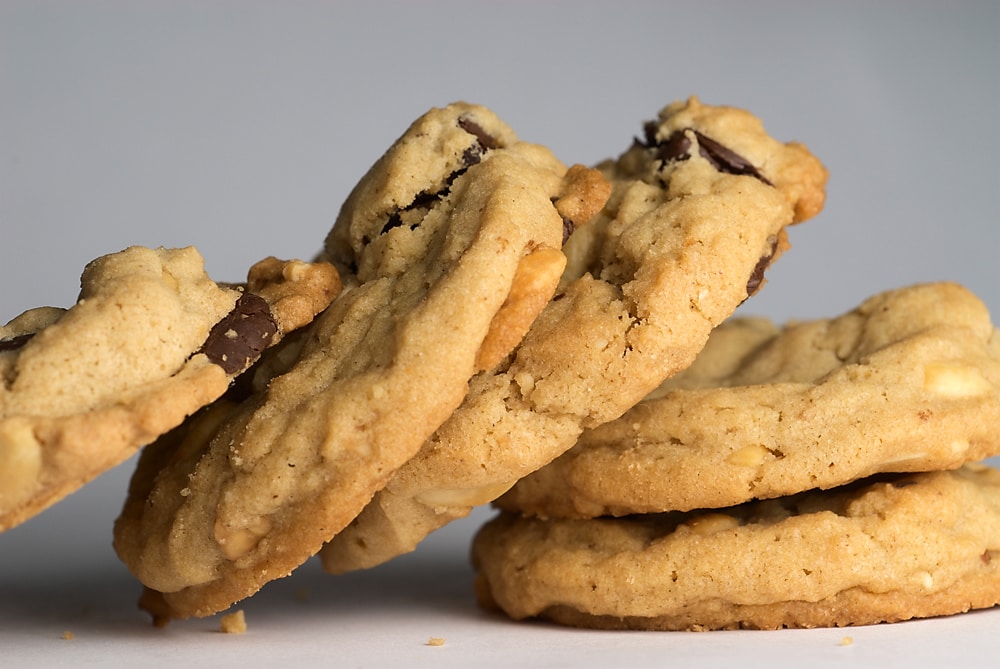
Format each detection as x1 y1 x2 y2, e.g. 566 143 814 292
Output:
220 610 247 635
426 636 446 647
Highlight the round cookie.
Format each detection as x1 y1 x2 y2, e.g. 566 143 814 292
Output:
498 282 1000 518
473 463 1000 630
0 246 339 532
113 102 596 621
319 96 828 574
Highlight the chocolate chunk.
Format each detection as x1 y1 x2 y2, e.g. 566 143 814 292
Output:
457 116 499 170
641 120 659 147
653 131 693 164
378 117 500 237
197 293 277 375
457 117 499 151
745 236 780 297
692 131 772 185
561 216 576 245
0 332 34 353
380 213 405 235
646 128 771 185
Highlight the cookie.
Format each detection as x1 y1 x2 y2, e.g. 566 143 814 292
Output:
0 246 339 532
497 282 1000 518
319 96 828 573
473 463 1000 630
113 102 597 621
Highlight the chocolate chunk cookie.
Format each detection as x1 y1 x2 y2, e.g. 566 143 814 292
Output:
0 246 339 531
497 282 1000 518
320 97 828 574
113 102 597 621
473 464 1000 630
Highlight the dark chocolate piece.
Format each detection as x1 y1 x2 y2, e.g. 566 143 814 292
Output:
457 117 499 151
692 131 772 185
745 236 780 297
645 128 772 185
379 116 500 237
0 332 34 353
653 130 693 164
197 293 277 374
561 216 576 245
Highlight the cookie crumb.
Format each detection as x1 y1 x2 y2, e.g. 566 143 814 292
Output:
219 610 247 634
838 635 854 646
426 636 446 647
61 631 75 640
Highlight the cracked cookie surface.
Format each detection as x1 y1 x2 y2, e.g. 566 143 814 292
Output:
320 96 828 574
113 102 586 621
0 246 338 532
474 464 1000 630
498 282 1000 518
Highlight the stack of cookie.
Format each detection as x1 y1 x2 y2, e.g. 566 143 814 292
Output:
6 95 995 631
474 286 1000 629
105 97 828 624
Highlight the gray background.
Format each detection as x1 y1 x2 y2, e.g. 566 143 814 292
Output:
1 2 998 666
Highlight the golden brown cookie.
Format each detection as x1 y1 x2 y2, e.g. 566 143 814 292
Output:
497 282 1000 518
113 102 597 621
473 464 1000 630
320 96 828 574
0 246 339 532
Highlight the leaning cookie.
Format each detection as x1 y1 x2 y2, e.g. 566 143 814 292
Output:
320 96 828 574
113 102 596 622
474 463 1000 630
0 246 340 532
497 282 1000 518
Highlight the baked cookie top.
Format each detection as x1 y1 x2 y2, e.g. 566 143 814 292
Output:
498 282 1000 518
113 102 598 621
473 464 1000 630
320 96 828 574
0 246 339 531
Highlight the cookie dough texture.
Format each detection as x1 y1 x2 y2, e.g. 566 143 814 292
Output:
0 246 338 532
473 464 1000 630
499 282 1000 518
320 97 828 574
114 102 589 620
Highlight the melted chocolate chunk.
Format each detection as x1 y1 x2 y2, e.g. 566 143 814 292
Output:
0 332 34 353
561 216 576 245
653 131 693 164
380 214 404 235
378 117 500 237
692 131 772 185
457 117 499 151
642 120 659 147
198 293 277 375
645 128 771 185
745 236 780 297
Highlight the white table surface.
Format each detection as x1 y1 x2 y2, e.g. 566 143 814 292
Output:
2 2 999 667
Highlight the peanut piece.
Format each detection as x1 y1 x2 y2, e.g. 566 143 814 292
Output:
475 246 566 371
923 362 993 397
